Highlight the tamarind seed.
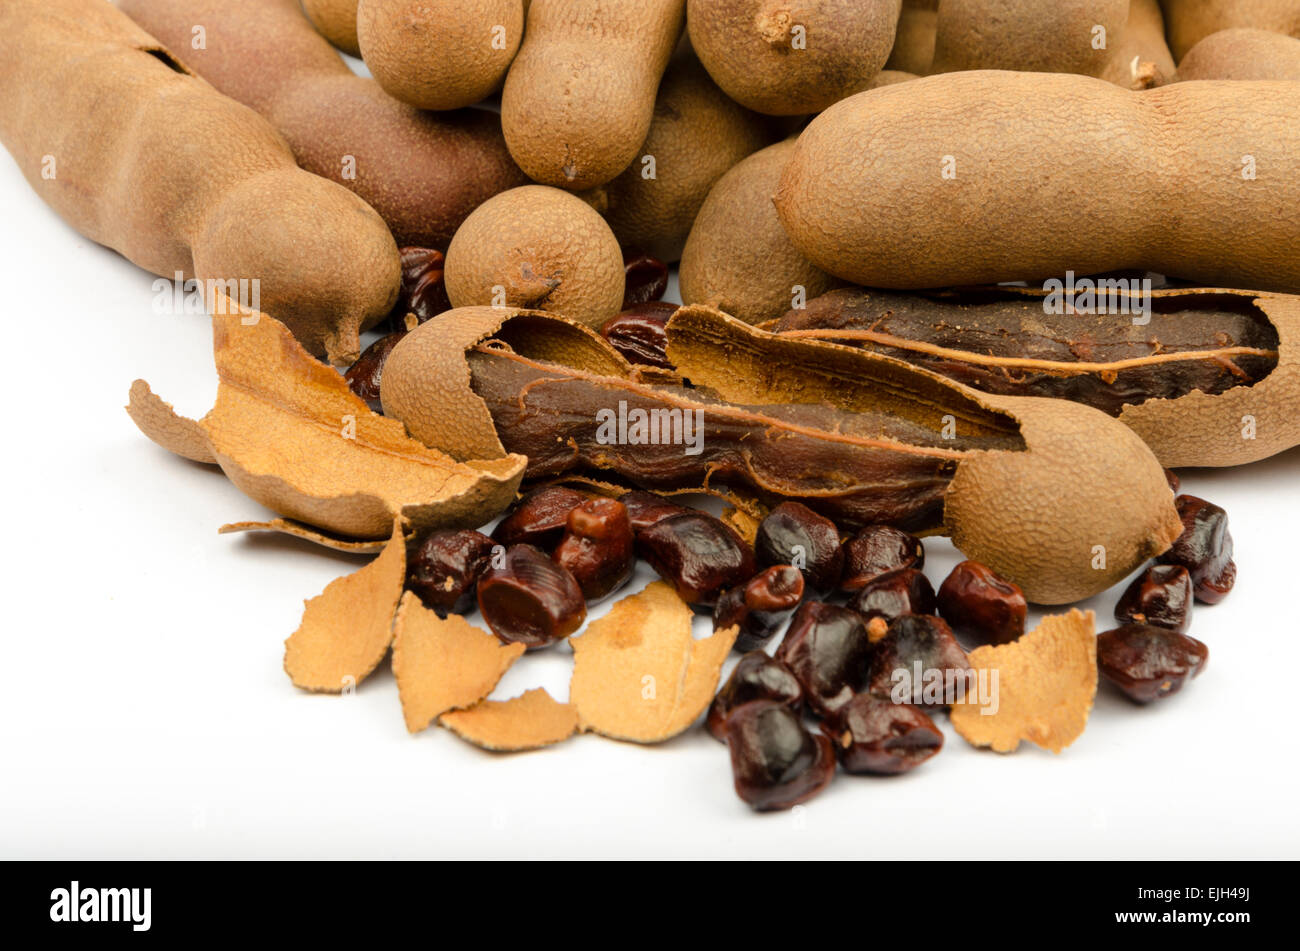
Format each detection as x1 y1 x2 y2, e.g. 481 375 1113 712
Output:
399 246 451 324
407 529 497 617
1157 495 1237 604
1114 564 1193 633
377 247 450 334
1097 624 1209 703
866 614 970 707
352 247 451 407
713 564 805 652
755 501 845 595
635 512 757 606
622 249 670 307
725 700 837 812
820 692 944 775
706 651 804 742
936 560 1027 647
851 568 936 626
1164 468 1181 494
840 525 925 592
619 490 693 533
600 302 678 368
476 545 586 650
345 327 408 413
552 498 636 601
492 486 589 550
776 601 873 718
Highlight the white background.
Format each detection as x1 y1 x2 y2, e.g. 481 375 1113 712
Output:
3 110 1299 862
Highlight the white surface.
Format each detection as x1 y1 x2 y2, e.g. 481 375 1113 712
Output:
2 142 1299 861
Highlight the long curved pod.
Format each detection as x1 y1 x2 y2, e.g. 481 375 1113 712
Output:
776 71 1300 294
0 0 398 363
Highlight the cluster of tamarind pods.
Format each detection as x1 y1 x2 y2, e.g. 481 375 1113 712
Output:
2 0 1297 607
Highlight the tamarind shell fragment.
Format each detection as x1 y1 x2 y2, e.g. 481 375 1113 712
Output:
383 305 1180 604
775 285 1300 467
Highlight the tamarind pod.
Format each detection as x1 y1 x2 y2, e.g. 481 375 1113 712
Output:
775 285 1300 467
777 71 1300 294
382 306 1182 604
930 0 1129 78
1178 28 1300 82
1101 0 1179 88
0 0 399 364
120 0 528 248
1162 0 1300 62
301 0 362 57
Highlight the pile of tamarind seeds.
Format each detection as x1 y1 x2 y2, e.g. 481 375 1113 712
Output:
3 0 1297 812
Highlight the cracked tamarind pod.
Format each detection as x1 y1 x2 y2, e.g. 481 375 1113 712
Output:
773 285 1300 468
381 305 1182 604
0 0 399 364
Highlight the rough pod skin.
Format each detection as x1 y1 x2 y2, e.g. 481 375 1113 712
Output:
301 0 361 56
776 71 1300 294
0 0 399 364
120 0 528 249
1177 28 1300 81
940 392 1183 604
687 0 902 115
931 0 1128 77
598 55 777 264
501 0 685 190
358 0 525 110
444 186 626 328
680 139 841 325
1162 0 1300 61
